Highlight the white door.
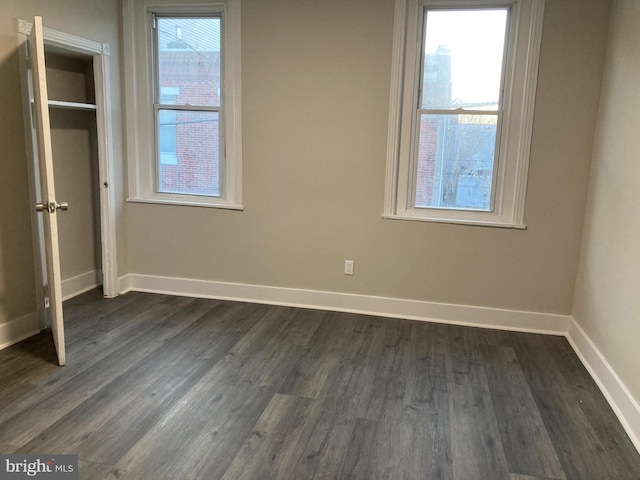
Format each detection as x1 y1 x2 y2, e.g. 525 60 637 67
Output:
30 16 67 366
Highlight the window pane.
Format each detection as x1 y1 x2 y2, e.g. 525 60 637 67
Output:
158 110 220 197
157 17 221 107
415 114 497 210
158 109 178 165
421 9 508 110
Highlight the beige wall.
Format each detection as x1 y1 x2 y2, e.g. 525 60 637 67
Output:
126 0 610 315
573 0 640 403
51 108 100 280
0 0 615 341
0 0 123 326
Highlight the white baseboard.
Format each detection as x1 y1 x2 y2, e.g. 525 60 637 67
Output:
566 318 640 453
119 273 570 334
0 270 101 350
0 311 41 350
62 269 102 301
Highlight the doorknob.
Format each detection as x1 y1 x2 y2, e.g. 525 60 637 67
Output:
35 201 69 213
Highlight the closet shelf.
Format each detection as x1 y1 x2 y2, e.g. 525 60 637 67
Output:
48 100 97 111
31 98 97 111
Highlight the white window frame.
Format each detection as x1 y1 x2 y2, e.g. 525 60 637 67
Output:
122 0 242 209
383 0 544 228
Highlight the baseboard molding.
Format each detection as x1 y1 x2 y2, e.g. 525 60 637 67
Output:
0 311 41 350
119 273 570 334
0 270 101 349
566 318 640 453
62 269 102 301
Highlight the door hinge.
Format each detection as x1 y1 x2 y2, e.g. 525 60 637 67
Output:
44 296 50 308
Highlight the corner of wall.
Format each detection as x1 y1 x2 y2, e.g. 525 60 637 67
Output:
566 316 640 454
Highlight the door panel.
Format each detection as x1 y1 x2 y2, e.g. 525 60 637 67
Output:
30 16 66 366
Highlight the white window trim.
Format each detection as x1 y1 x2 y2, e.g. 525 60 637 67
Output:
122 0 243 210
383 0 544 228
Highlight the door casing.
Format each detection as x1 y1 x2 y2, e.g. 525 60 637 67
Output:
17 18 118 332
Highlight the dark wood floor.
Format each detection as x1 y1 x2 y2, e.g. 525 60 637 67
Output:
1 290 639 479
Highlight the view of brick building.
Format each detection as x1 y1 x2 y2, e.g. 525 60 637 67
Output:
156 17 222 197
415 45 496 210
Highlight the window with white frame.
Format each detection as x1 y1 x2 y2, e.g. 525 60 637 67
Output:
123 0 242 209
384 0 544 227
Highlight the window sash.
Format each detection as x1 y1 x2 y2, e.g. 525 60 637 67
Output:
384 0 545 228
410 110 502 212
152 13 224 198
153 13 223 108
409 5 510 213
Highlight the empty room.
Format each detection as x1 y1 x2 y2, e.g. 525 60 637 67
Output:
1 0 639 478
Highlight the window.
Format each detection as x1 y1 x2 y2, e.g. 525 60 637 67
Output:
155 17 221 196
384 0 544 227
123 0 242 209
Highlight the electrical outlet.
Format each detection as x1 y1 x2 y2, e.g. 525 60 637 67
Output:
344 260 354 276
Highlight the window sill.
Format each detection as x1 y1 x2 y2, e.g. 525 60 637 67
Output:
127 196 244 211
381 213 526 229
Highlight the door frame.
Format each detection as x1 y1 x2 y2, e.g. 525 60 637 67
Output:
17 19 118 329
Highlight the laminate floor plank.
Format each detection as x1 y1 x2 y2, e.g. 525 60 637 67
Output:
0 297 207 446
448 381 511 480
275 308 327 346
114 381 275 480
0 376 38 411
318 362 373 401
341 403 453 480
362 318 416 380
544 337 640 475
1 290 639 480
200 308 306 389
220 393 313 480
77 460 126 480
0 443 19 454
509 475 565 480
17 327 238 456
277 347 341 399
356 372 409 421
304 311 365 353
275 363 369 479
481 345 566 479
75 356 221 466
285 394 360 480
38 294 186 386
63 291 170 346
19 353 216 456
0 332 60 385
226 304 299 357
513 335 634 480
339 417 378 479
446 336 510 480
277 313 372 398
196 300 265 337
411 324 448 409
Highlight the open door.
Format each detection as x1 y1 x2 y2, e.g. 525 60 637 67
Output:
30 16 67 366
